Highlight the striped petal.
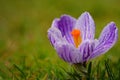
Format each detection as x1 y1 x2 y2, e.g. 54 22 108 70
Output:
48 27 63 46
48 26 83 63
55 41 83 63
55 15 76 44
79 41 95 62
89 22 118 59
75 12 95 40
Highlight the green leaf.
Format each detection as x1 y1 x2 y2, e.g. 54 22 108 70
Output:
87 62 92 80
13 64 26 79
105 59 115 80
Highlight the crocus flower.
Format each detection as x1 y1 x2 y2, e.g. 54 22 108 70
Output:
48 12 118 64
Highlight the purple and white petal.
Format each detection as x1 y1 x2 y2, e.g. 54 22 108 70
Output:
55 42 83 63
56 15 76 44
79 41 95 62
48 27 64 46
57 15 76 36
75 12 95 40
89 22 118 59
51 18 60 28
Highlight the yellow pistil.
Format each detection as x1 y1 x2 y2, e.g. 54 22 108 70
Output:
71 29 82 48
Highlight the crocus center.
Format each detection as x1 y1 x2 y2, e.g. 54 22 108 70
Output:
71 29 82 48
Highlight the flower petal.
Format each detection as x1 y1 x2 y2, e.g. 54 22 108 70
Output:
55 15 76 44
55 42 83 63
57 15 76 36
89 22 118 59
75 12 95 40
51 18 60 28
48 26 64 46
48 16 83 64
79 41 95 62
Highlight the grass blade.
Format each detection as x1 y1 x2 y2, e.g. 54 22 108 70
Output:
87 62 92 80
13 64 26 79
105 59 115 80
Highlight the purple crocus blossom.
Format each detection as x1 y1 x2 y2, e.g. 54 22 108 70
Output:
48 12 118 64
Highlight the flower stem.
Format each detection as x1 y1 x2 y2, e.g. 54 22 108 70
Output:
73 62 88 78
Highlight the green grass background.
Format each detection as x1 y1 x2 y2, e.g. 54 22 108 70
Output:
0 0 120 79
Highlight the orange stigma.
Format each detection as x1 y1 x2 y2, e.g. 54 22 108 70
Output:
71 29 82 48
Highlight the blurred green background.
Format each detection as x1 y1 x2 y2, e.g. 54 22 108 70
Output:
0 0 120 79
